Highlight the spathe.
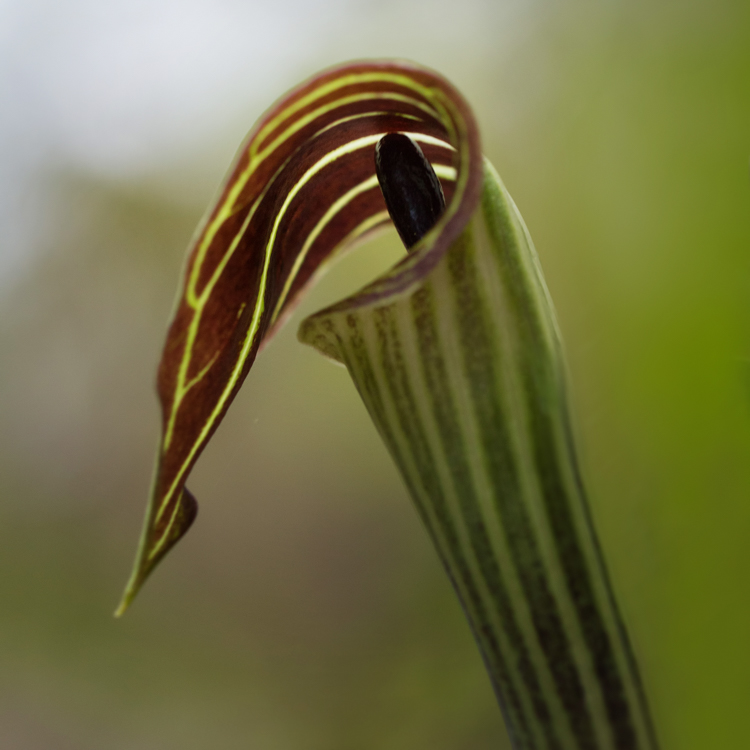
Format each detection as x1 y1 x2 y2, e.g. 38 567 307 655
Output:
117 60 659 750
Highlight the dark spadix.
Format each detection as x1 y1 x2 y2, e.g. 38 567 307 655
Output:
375 132 446 249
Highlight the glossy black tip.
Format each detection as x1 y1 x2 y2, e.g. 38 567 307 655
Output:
375 133 446 250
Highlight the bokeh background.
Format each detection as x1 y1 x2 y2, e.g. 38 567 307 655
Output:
1 0 749 748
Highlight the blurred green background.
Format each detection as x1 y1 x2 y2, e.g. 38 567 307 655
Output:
1 1 749 748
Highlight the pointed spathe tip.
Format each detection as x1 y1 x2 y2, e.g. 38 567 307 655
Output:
114 487 199 618
113 576 141 618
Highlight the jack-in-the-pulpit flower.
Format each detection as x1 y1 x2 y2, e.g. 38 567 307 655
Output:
116 61 659 750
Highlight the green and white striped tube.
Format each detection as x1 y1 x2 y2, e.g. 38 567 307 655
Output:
300 161 659 750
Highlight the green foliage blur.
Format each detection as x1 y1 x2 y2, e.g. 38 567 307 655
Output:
1 2 748 748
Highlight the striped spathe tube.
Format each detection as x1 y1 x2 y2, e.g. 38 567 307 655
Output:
299 159 659 750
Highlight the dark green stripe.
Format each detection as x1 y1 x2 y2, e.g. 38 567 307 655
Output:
372 304 537 750
561 408 659 750
481 175 657 750
446 229 599 750
337 313 435 536
411 284 563 750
